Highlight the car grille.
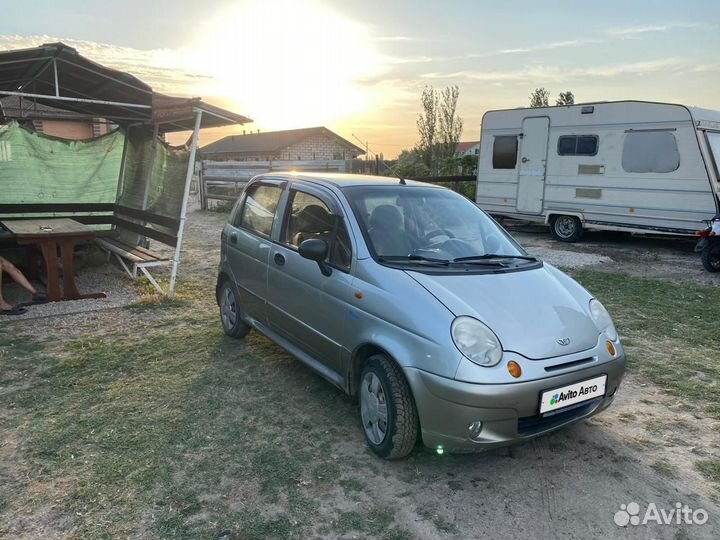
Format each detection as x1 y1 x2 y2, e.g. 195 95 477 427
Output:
517 398 602 437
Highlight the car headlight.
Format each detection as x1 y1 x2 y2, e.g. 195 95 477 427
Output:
589 299 618 342
451 316 503 367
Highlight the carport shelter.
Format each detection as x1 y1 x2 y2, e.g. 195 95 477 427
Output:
0 42 251 297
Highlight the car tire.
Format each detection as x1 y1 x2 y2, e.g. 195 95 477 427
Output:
359 355 419 459
550 215 584 242
219 280 251 338
701 241 720 273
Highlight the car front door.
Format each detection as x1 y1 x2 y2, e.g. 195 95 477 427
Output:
266 185 355 374
226 180 286 324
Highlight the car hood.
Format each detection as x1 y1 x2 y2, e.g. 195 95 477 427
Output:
406 265 600 359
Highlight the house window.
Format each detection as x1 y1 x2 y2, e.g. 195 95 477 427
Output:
622 131 680 173
557 135 598 156
492 136 518 169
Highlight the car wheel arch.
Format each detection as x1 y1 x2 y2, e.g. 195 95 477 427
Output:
216 271 232 304
350 343 405 399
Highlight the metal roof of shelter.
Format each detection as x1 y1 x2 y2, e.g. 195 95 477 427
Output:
0 42 251 132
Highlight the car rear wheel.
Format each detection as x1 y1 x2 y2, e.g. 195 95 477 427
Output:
359 355 419 459
219 280 251 338
701 241 720 273
550 215 584 242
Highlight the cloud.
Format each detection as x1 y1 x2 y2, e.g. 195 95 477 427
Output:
420 58 691 84
606 22 711 36
375 36 417 42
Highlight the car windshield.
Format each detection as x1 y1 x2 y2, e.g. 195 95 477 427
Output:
343 184 529 264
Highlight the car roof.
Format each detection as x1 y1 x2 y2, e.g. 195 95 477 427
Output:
253 172 441 189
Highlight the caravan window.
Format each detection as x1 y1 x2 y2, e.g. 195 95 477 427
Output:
705 132 720 177
622 131 680 173
557 135 598 156
492 136 518 169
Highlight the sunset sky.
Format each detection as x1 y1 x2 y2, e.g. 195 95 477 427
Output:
2 0 719 157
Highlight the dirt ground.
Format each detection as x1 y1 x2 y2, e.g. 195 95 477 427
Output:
1 203 719 539
504 219 719 286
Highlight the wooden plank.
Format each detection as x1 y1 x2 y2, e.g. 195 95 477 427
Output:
0 218 95 237
112 217 177 247
0 203 115 214
114 205 180 230
98 237 167 262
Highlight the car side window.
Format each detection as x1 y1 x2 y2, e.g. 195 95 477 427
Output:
236 184 283 236
282 190 352 271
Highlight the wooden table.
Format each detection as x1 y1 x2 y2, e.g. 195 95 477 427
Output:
0 218 106 302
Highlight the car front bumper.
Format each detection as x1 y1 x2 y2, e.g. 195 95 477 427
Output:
404 354 626 453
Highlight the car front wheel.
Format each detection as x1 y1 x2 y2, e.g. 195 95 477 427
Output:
219 280 251 338
359 355 419 459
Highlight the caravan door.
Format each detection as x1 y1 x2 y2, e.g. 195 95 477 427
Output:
516 117 549 214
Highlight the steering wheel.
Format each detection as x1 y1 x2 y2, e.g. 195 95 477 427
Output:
421 229 455 245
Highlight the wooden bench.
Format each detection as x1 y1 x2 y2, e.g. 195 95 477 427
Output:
0 203 179 295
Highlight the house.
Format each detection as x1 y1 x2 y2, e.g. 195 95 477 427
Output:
456 140 481 157
200 126 364 161
0 95 113 139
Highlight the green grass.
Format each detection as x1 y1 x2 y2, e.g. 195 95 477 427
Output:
1 267 718 538
695 459 720 484
567 270 720 416
650 459 677 479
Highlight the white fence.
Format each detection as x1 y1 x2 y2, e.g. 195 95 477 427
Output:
199 159 353 209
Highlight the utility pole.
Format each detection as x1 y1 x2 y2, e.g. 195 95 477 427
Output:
352 133 392 175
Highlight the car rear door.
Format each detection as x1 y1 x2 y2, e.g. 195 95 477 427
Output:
225 180 286 324
266 184 355 374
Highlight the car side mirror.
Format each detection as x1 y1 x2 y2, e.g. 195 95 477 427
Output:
299 238 332 276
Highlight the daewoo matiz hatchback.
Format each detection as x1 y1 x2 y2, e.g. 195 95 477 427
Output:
216 173 625 459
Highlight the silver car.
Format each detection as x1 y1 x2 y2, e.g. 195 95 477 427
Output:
216 173 625 459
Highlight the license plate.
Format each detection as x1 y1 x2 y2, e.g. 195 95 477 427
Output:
540 375 607 414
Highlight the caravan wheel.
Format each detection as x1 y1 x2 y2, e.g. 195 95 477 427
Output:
550 215 584 243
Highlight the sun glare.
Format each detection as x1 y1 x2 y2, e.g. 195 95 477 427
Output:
186 0 383 129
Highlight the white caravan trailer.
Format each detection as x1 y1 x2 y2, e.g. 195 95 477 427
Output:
476 101 720 241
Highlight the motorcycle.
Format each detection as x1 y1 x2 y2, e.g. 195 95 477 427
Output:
695 218 720 273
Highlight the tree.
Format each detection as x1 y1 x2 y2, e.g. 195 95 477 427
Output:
416 86 438 171
529 87 550 108
388 148 431 178
556 91 575 106
438 85 464 167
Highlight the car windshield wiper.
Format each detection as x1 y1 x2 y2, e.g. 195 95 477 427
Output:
378 255 450 266
453 254 537 263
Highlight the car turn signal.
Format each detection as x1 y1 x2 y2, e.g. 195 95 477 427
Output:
507 360 522 378
606 340 616 357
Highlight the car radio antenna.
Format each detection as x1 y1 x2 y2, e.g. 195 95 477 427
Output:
399 177 406 185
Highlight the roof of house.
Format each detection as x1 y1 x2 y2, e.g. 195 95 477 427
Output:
200 126 365 155
456 141 480 153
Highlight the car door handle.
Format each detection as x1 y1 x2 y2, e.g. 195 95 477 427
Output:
229 233 238 244
274 253 285 266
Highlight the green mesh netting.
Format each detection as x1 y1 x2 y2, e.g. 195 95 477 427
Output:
0 121 123 204
0 122 189 244
116 126 189 243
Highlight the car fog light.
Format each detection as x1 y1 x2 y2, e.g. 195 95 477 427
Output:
606 340 616 357
468 421 484 441
507 360 522 378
